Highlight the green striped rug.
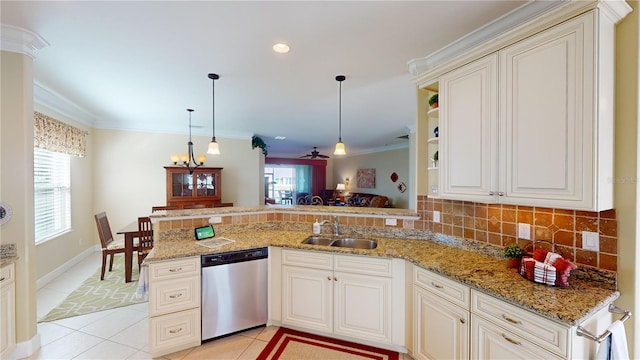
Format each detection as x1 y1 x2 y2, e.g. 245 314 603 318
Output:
39 255 147 322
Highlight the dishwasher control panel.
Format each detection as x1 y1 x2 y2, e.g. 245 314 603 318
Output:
201 247 268 267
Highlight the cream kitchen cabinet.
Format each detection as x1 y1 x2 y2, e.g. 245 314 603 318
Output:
0 264 15 359
439 53 498 202
412 266 470 360
433 6 627 211
148 256 201 358
281 249 403 347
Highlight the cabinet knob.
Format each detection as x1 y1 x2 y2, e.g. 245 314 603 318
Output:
327 276 332 281
431 282 444 289
334 277 338 281
460 318 466 324
169 327 183 334
0 277 5 282
489 191 495 196
498 192 505 196
169 293 183 299
169 267 183 273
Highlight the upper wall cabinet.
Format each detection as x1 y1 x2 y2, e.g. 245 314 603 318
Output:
416 1 631 211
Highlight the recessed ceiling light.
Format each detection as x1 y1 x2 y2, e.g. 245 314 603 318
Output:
272 43 290 54
274 136 287 140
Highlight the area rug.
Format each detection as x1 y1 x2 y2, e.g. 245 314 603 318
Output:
257 327 399 360
39 255 147 322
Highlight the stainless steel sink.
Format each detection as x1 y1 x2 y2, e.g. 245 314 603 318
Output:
330 238 377 249
302 236 377 249
302 236 335 246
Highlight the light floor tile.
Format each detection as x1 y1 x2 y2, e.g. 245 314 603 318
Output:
255 325 279 342
74 340 138 360
236 325 266 339
36 321 75 346
163 346 195 360
182 335 253 360
52 307 118 330
79 307 148 339
237 339 268 360
126 349 156 359
27 331 103 359
109 318 149 350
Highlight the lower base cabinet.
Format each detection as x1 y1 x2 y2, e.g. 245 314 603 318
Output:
414 286 469 360
148 257 201 357
0 264 16 359
281 249 400 346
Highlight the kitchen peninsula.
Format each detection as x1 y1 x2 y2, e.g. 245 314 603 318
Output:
146 205 619 359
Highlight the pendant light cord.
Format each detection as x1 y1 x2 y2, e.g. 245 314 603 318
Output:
338 79 342 142
208 73 219 141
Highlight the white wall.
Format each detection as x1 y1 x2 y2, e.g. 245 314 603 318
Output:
333 147 410 208
92 129 262 232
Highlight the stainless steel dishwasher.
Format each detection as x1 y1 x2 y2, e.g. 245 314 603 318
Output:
201 247 268 341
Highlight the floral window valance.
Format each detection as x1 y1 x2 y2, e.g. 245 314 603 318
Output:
34 111 88 157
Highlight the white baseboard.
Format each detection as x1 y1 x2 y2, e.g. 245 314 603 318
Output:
36 245 100 289
6 333 41 360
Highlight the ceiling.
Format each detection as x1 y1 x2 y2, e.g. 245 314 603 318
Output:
1 1 528 158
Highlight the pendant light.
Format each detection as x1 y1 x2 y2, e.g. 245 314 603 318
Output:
171 108 205 174
207 73 220 154
334 75 347 155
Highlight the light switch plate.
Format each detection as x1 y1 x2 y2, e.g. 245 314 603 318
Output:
385 218 397 226
518 223 531 240
582 231 600 251
211 216 223 224
433 211 441 223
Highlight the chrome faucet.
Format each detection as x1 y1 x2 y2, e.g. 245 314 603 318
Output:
332 216 340 236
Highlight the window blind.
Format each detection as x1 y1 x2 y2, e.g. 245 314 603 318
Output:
34 148 71 243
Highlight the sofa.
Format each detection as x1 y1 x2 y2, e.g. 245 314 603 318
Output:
346 193 389 208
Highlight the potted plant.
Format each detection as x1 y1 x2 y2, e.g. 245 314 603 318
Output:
503 243 526 268
431 150 439 168
251 135 268 156
428 93 439 109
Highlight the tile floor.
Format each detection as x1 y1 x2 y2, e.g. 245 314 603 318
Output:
32 251 412 359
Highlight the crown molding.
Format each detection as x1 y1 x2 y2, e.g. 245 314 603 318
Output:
0 24 49 59
407 0 568 77
34 82 98 127
408 0 632 87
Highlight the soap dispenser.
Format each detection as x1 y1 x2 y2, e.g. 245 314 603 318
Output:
313 219 321 234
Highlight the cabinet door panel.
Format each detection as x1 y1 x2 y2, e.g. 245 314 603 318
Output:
414 286 469 360
440 54 498 201
282 265 333 333
500 13 594 208
334 272 392 344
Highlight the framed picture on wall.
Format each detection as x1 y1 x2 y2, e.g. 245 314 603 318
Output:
356 168 376 189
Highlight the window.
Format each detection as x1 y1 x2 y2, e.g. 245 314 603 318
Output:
34 148 71 243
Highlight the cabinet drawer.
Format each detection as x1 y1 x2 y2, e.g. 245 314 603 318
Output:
334 254 392 277
471 290 568 357
471 315 563 359
149 257 200 281
150 308 201 357
0 264 14 289
282 249 332 270
150 276 200 317
414 267 470 309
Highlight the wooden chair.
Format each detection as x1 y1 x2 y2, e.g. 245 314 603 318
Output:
94 212 126 280
137 217 153 269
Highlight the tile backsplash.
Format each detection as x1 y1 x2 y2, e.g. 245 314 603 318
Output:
416 196 617 271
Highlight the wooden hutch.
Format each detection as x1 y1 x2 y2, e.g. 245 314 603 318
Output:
164 166 233 208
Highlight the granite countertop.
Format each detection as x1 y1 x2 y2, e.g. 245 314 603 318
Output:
0 244 18 267
145 229 619 327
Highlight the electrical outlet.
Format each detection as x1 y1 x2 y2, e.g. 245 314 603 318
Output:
385 218 397 226
518 223 531 240
211 216 222 224
433 211 441 223
582 231 600 251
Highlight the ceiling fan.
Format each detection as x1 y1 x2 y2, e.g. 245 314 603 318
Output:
300 147 330 159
